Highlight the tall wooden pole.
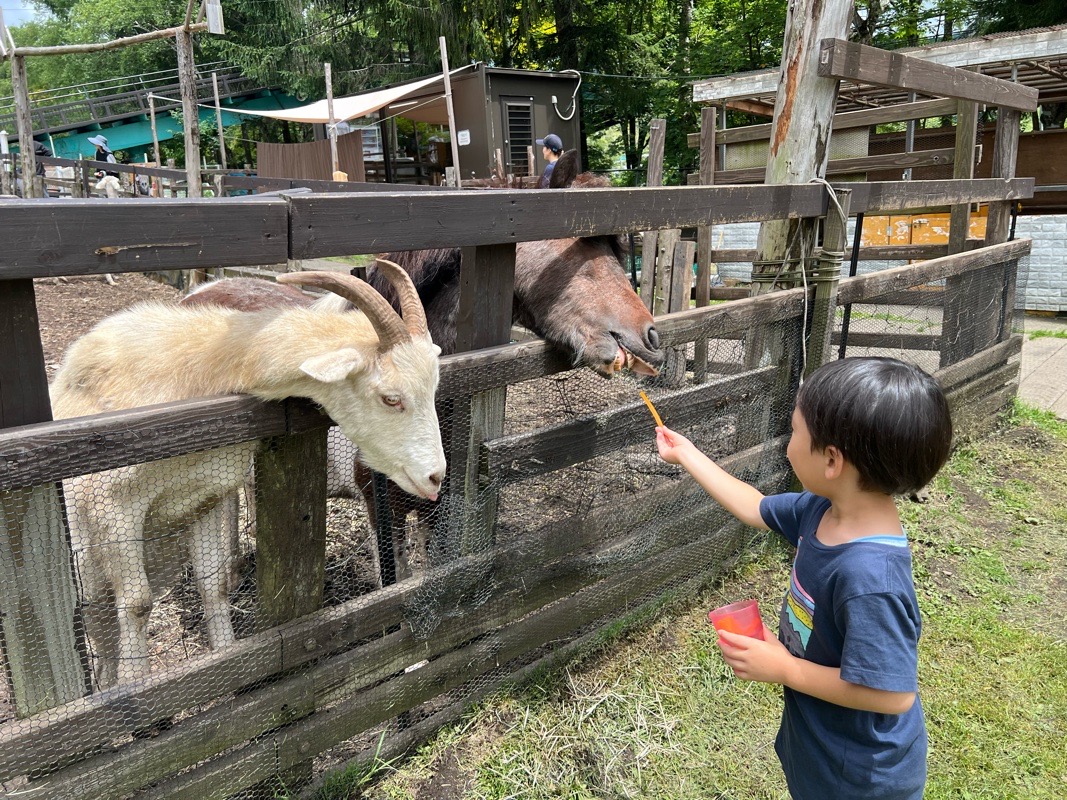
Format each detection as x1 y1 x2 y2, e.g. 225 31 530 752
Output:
325 62 339 176
175 27 202 198
211 71 227 170
754 0 854 276
149 94 161 165
10 55 39 198
438 36 462 187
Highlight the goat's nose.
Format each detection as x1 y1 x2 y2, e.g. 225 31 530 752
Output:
428 471 444 490
646 325 660 350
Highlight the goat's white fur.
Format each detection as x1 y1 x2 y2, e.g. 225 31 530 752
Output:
51 294 445 687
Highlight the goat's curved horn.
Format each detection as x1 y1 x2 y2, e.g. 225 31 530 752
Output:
276 271 409 352
372 258 429 338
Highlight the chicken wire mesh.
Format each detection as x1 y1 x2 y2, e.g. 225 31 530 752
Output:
0 246 1025 797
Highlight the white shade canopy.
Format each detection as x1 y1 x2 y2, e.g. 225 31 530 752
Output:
232 68 471 125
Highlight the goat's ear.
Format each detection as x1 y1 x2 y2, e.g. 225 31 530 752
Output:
299 348 368 383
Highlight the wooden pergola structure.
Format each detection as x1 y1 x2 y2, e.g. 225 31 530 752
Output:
692 24 1067 115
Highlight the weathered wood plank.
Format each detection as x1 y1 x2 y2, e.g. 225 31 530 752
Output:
0 632 284 781
0 278 88 716
817 39 1039 111
832 331 941 351
288 184 830 258
254 429 328 632
933 336 1022 393
841 178 1034 215
707 243 980 263
0 198 290 279
25 677 316 800
0 396 330 491
948 382 1017 440
712 148 956 184
837 239 1031 305
485 368 776 484
944 358 1019 407
0 280 51 430
694 98 961 146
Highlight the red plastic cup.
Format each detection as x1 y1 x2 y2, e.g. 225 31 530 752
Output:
708 599 765 641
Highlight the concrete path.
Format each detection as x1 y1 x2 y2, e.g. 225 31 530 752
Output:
1020 314 1067 419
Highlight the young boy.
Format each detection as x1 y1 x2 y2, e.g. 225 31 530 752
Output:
656 357 953 800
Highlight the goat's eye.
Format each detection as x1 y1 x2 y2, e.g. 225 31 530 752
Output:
382 394 403 409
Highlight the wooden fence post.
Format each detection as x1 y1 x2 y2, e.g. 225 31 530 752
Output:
694 105 717 382
639 119 667 311
941 106 1021 368
10 55 39 199
0 154 13 196
452 244 516 555
805 189 850 377
253 420 327 792
175 27 202 199
0 280 89 716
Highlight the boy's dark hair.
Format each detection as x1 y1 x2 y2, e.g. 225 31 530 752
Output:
796 357 952 495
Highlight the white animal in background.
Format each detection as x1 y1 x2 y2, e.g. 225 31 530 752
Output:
93 172 122 198
50 263 445 687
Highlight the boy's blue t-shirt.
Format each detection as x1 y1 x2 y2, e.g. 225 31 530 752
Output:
760 491 927 800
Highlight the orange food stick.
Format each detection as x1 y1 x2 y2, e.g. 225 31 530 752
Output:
639 390 664 428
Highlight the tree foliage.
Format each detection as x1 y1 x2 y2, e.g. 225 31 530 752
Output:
4 0 1065 182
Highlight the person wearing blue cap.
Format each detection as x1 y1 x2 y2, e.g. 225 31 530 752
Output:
535 133 563 188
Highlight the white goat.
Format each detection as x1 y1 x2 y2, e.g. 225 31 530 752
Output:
50 264 446 687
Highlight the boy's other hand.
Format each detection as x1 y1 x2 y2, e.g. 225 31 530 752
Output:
717 626 793 684
656 426 694 464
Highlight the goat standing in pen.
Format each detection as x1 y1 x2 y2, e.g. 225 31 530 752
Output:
51 263 445 687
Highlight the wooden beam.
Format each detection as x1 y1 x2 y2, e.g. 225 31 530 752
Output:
289 184 830 258
8 22 207 55
484 367 775 484
724 98 776 117
712 148 955 183
0 198 289 279
693 98 960 147
842 177 1033 214
817 39 1039 112
837 238 1031 305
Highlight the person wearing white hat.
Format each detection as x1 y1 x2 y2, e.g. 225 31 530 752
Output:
88 134 118 175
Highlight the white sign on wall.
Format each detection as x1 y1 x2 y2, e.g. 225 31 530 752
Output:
457 129 471 146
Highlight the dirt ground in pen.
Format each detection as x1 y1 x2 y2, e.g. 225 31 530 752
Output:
33 273 182 380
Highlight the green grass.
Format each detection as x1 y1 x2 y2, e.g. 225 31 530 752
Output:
1028 328 1067 341
326 254 376 268
313 405 1067 799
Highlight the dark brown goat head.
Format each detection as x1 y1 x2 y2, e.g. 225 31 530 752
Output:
527 149 661 376
411 150 661 376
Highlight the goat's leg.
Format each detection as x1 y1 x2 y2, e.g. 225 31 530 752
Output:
188 500 237 650
220 491 243 593
105 506 154 685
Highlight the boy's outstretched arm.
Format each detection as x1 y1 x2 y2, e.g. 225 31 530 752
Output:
656 426 768 530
